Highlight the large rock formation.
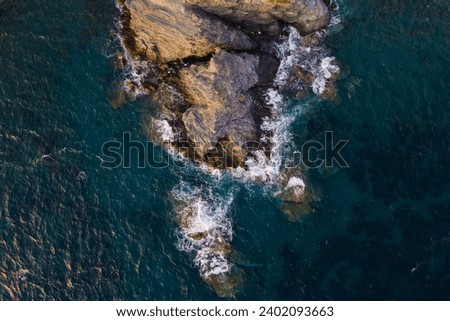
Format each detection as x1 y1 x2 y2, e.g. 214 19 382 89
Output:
118 0 330 167
187 0 330 35
120 0 254 63
119 0 329 63
179 50 259 162
116 0 332 297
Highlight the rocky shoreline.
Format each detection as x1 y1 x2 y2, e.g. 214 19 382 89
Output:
114 0 339 296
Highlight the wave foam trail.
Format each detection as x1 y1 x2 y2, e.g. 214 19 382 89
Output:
244 24 340 185
274 26 303 86
172 181 235 278
244 89 293 183
243 27 303 184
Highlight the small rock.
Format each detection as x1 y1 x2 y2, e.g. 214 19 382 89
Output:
293 66 315 85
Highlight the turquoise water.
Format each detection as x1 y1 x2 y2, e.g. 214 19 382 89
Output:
0 0 449 300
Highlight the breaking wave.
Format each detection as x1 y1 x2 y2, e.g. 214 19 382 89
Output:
152 119 175 143
172 181 235 278
242 25 340 184
114 0 155 97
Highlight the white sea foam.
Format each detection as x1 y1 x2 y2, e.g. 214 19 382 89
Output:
274 26 302 86
312 56 340 95
286 176 306 192
241 25 341 184
242 89 293 183
153 119 175 143
114 0 154 98
172 182 234 277
240 27 307 184
329 10 342 27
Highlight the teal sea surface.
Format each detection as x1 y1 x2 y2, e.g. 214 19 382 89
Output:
0 0 449 300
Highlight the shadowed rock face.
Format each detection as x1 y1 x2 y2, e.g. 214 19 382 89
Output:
179 50 259 161
187 0 330 36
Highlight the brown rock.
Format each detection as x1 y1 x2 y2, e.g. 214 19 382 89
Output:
278 176 307 203
120 0 254 63
106 80 127 109
293 66 315 85
187 0 330 35
205 271 242 298
178 50 260 159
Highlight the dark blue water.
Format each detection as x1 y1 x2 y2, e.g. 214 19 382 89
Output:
0 0 449 300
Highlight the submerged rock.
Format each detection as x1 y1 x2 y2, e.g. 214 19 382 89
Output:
205 271 243 298
277 173 322 221
278 176 307 203
106 80 127 109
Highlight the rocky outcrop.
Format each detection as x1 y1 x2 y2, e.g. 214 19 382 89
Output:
120 0 329 63
117 0 331 166
187 0 330 36
116 0 332 297
120 0 254 63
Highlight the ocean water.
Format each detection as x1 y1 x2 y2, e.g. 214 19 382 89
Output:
0 0 449 300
